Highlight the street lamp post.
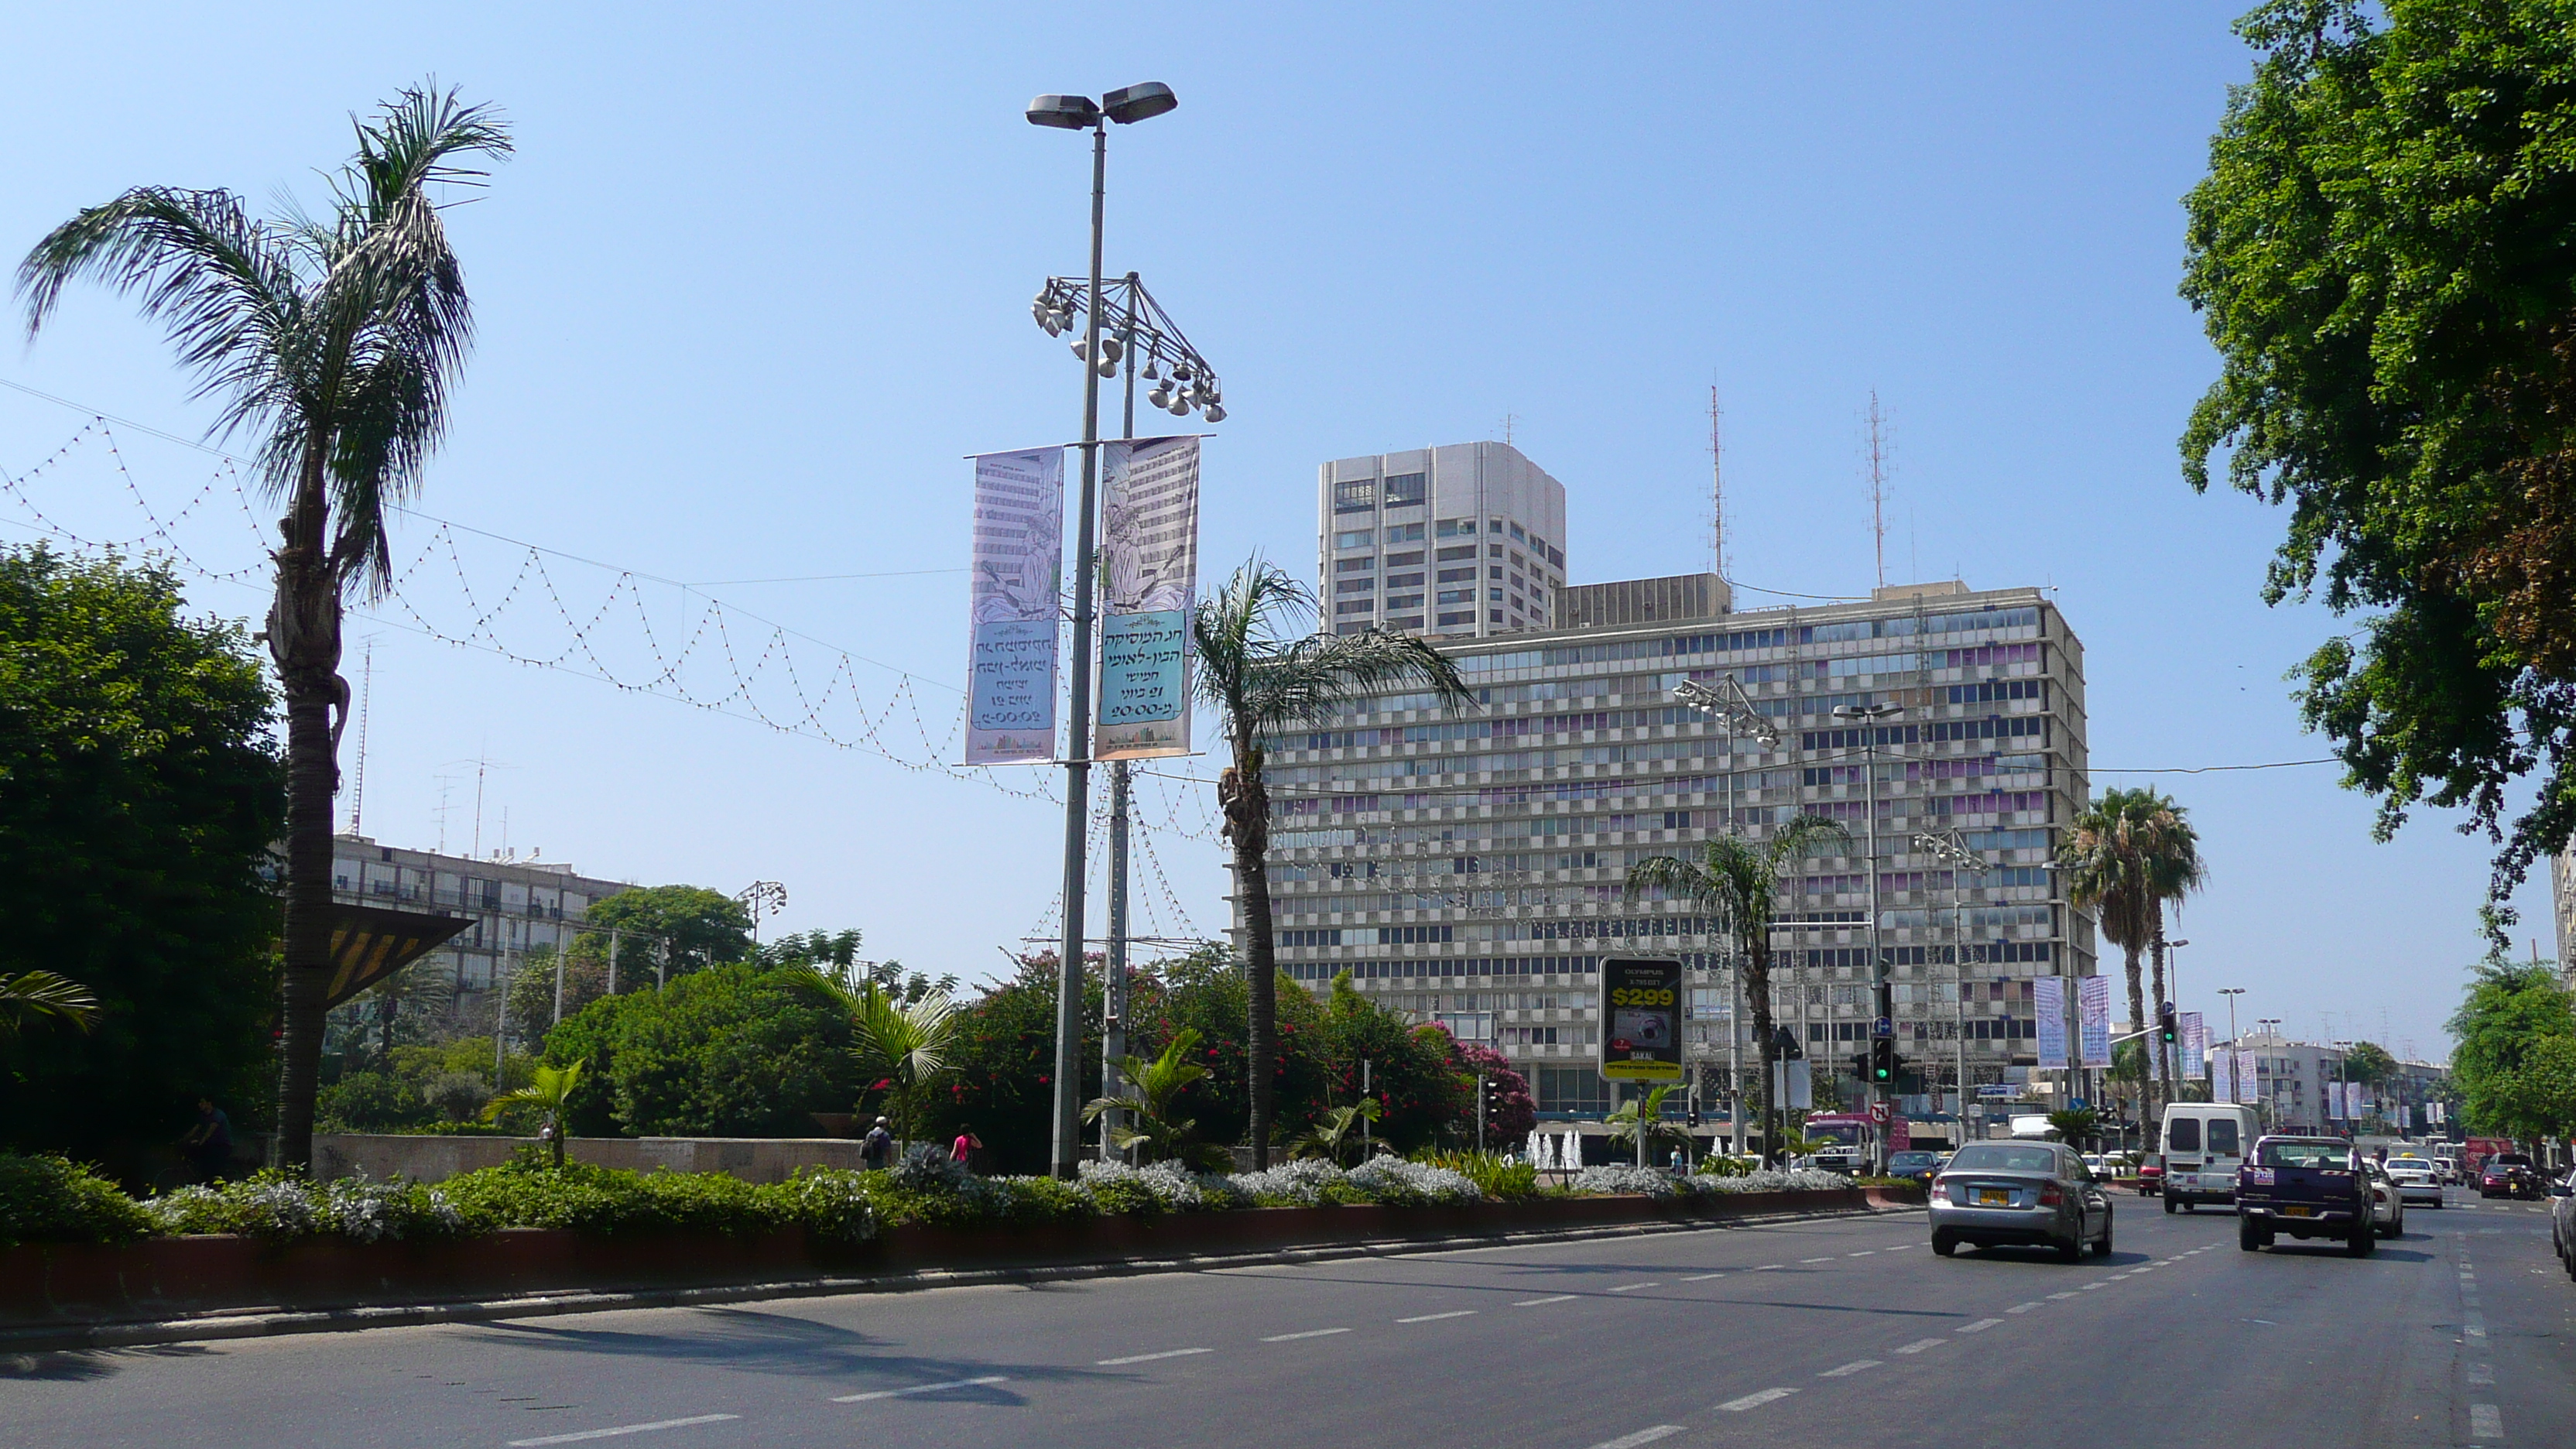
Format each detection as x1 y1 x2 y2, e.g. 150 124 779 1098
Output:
1832 701 1902 1173
1912 828 1989 1147
1674 676 1778 1158
1026 81 1181 1180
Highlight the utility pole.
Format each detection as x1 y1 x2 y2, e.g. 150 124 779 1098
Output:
1836 701 1902 1173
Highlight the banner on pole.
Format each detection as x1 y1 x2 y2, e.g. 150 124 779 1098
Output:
2211 1048 2235 1106
965 447 1065 765
2180 1012 2206 1080
2033 976 2067 1070
2077 975 2111 1067
1094 437 1201 761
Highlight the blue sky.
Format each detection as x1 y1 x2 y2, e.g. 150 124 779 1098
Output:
0 4 2534 1057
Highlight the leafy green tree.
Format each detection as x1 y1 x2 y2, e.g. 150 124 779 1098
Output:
2343 1040 2399 1087
2049 1108 2101 1152
0 546 285 1161
2448 960 2576 1139
1307 970 1469 1154
2181 2 2576 920
482 1059 587 1166
541 964 856 1137
507 944 608 1051
796 964 960 1149
581 886 755 979
2059 788 2204 1115
1192 560 1472 1167
1084 1027 1234 1171
1624 814 1852 1163
19 87 510 1169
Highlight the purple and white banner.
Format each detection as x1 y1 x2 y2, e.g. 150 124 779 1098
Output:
965 447 1065 765
2210 1048 2232 1105
2180 1012 2206 1080
2077 976 2111 1067
1094 437 1201 761
2033 975 2067 1070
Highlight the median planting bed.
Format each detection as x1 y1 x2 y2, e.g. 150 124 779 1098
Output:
0 1151 1915 1334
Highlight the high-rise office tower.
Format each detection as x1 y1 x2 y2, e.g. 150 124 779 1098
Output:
1317 443 1567 639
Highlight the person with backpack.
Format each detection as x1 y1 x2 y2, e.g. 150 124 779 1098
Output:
860 1116 894 1170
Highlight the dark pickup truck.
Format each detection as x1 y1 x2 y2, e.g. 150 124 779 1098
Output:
2236 1136 2373 1257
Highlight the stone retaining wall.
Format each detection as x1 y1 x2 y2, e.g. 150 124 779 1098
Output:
311 1134 870 1184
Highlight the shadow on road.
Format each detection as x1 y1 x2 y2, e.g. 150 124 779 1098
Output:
0 1342 212 1382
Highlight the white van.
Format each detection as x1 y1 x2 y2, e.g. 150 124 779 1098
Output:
2160 1102 2260 1213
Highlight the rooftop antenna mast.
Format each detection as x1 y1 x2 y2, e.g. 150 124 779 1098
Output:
1708 385 1726 580
348 638 373 836
1865 391 1890 591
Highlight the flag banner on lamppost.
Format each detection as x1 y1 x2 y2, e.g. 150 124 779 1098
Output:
2180 1012 2206 1079
1094 436 1200 761
2211 1048 2235 1105
2077 975 2111 1066
2033 975 2068 1070
964 447 1065 766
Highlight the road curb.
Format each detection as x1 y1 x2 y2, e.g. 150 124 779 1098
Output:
2 1201 1920 1354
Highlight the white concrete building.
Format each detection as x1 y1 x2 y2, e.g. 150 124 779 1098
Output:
1317 442 1568 639
1243 578 2098 1121
330 834 636 990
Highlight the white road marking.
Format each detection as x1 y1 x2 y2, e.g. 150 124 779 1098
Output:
2470 1403 2502 1439
1682 1272 1728 1282
1799 1257 1836 1264
1848 1250 1877 1257
1717 1389 1799 1412
1954 1318 2004 1334
2046 1292 2079 1300
1753 1264 1784 1271
2006 1302 2043 1314
1096 1348 1212 1366
2468 1363 2496 1386
1396 1310 1478 1324
1607 1283 1660 1293
1893 1338 1949 1355
1818 1360 1882 1378
509 1416 742 1447
832 1376 1008 1403
1261 1329 1350 1342
1588 1427 1687 1449
2081 1283 2108 1291
1514 1295 1577 1307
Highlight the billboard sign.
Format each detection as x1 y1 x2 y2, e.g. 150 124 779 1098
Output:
1094 436 1201 760
964 447 1065 765
1599 957 1684 1083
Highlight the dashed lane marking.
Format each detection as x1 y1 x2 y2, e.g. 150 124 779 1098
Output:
1752 1264 1784 1272
2468 1363 2495 1386
1717 1389 1799 1412
1819 1360 1882 1378
2470 1404 2502 1439
1261 1329 1349 1342
1588 1427 1687 1449
833 1377 1007 1403
1954 1319 2004 1334
1396 1310 1478 1324
1799 1257 1837 1264
2006 1302 2044 1314
1607 1283 1660 1293
2046 1292 2079 1300
1893 1338 1949 1355
1848 1250 1877 1257
508 1416 743 1447
1513 1296 1576 1307
1682 1273 1728 1282
1097 1349 1212 1366
2081 1283 2108 1291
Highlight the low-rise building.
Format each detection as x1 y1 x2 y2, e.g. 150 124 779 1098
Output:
329 834 637 991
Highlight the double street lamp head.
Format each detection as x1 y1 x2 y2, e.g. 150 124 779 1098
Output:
1025 82 1177 130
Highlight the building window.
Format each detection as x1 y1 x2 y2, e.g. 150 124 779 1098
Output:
1488 588 1504 602
1384 471 1427 506
1335 599 1375 615
1386 522 1426 542
1386 550 1423 567
1437 611 1476 626
1436 545 1478 562
1548 546 1564 567
1436 567 1477 584
1437 519 1477 538
1335 577 1375 594
1488 609 1504 623
1335 529 1372 550
1538 1066 1610 1113
1334 479 1376 513
1510 522 1526 540
1386 594 1423 609
1488 543 1506 559
1437 1012 1493 1041
1387 615 1425 630
1437 588 1476 605
1386 572 1424 587
1336 555 1375 573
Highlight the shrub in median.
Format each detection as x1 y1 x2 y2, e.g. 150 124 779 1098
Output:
0 1154 155 1247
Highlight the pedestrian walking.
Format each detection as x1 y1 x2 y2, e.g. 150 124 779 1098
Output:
859 1116 895 1170
180 1098 234 1184
951 1127 983 1173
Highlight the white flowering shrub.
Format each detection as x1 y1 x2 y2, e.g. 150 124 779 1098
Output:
1345 1156 1482 1206
1077 1160 1211 1211
784 1168 879 1245
1573 1163 1683 1199
319 1173 464 1243
1577 1163 1855 1200
1227 1158 1347 1206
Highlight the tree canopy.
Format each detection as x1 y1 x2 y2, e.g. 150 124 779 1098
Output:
0 546 284 1160
581 886 755 975
2181 1 2576 916
2447 960 2576 1139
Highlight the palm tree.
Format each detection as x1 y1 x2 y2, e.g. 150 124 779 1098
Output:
482 1058 587 1168
1605 1082 1694 1166
1085 1027 1235 1171
18 85 511 1170
1286 1099 1382 1168
2059 787 2205 1128
1624 814 1850 1164
0 970 100 1036
1192 560 1472 1169
797 964 960 1149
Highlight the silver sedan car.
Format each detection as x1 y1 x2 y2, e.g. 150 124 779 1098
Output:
1929 1140 2115 1262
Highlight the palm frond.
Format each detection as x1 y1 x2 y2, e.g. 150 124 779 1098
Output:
0 970 102 1033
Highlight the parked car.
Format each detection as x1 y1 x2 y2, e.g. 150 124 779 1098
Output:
2480 1153 2543 1201
2550 1172 2576 1280
1886 1150 1946 1190
2363 1161 2406 1238
1928 1140 2115 1262
2236 1136 2375 1256
2380 1154 2444 1209
2160 1103 2259 1213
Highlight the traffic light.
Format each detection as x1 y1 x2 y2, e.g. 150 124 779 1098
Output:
1869 1038 1898 1085
2156 1001 2179 1046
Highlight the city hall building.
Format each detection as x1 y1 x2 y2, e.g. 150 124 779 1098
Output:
1242 572 2097 1124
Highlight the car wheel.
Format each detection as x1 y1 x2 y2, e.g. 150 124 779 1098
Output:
2095 1217 2115 1256
1931 1229 1958 1258
2239 1217 2264 1252
2164 1194 2178 1215
2057 1233 2084 1264
2345 1221 2375 1258
2183 1200 2196 1213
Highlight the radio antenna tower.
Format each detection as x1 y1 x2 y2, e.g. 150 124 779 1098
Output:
1865 390 1890 591
1708 385 1727 580
347 638 373 837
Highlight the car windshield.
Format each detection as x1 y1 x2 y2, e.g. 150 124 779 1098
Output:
2494 1155 2532 1166
1888 1153 1938 1170
1947 1145 2060 1173
2256 1140 2352 1170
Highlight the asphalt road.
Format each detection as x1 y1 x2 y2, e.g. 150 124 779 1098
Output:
9 1187 2571 1448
